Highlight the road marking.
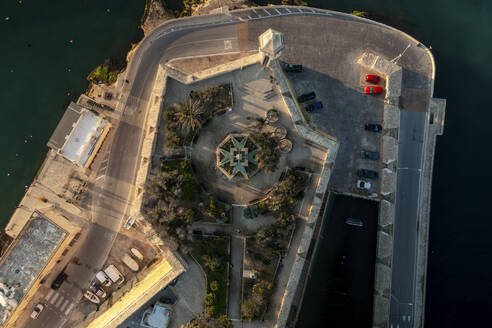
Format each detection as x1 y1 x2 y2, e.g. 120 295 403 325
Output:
274 8 281 15
95 174 105 181
247 15 252 19
55 296 64 308
252 9 258 14
99 165 107 172
286 8 291 13
50 292 59 304
237 16 244 21
64 303 75 315
263 9 272 16
60 299 70 312
311 9 316 13
45 289 55 302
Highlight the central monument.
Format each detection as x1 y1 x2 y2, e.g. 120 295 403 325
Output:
216 134 260 179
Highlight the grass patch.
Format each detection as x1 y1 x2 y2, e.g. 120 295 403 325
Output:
192 236 229 317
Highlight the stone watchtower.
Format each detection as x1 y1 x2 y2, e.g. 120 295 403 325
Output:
258 28 284 66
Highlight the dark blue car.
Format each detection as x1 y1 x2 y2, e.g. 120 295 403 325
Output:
305 101 323 112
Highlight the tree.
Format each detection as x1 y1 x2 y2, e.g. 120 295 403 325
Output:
166 131 182 149
176 98 204 134
252 132 281 174
184 314 232 328
244 206 258 219
241 299 262 321
210 281 219 292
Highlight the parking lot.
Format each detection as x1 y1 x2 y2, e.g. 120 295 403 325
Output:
285 63 385 195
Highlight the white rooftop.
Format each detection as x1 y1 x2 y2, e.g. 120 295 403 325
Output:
59 109 107 167
259 28 285 57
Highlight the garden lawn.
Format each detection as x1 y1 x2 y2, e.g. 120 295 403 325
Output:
192 236 230 317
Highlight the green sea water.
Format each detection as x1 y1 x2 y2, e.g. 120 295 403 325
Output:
0 0 143 226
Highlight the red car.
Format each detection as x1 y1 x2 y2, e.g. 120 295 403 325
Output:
365 74 381 84
364 86 383 94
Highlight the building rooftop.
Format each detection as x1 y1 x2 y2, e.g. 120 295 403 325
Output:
47 101 109 167
0 212 66 324
140 302 171 328
259 28 284 58
47 102 84 151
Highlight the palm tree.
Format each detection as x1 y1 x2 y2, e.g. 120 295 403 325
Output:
176 98 204 134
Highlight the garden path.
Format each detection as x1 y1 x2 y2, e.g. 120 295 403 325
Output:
229 236 245 320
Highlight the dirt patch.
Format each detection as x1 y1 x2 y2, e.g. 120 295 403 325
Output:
169 52 254 74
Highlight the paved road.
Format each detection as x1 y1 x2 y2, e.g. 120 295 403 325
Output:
24 6 434 328
27 15 242 328
390 110 428 328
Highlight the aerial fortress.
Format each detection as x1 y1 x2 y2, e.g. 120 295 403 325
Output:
0 4 445 328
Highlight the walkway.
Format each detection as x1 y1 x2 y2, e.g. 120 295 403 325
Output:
229 236 244 320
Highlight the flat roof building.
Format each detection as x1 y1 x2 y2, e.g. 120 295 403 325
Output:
0 212 67 325
140 302 172 328
47 102 110 168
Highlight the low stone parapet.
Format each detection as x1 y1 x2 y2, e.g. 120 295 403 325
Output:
165 52 261 85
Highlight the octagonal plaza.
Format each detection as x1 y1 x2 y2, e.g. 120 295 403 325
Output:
154 63 326 205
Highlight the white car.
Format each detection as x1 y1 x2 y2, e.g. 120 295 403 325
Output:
357 180 371 190
30 303 44 319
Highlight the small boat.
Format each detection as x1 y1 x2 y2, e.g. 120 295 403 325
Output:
130 247 144 261
84 290 100 304
122 254 139 272
345 218 364 227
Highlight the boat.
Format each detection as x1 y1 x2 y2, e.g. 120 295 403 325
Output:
130 247 144 261
345 218 364 227
84 290 100 304
122 254 139 272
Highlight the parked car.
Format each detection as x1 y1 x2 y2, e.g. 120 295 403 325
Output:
365 74 381 84
357 169 379 179
96 271 112 287
364 123 383 132
361 150 380 160
305 101 323 112
124 216 135 230
284 63 303 72
364 86 383 94
104 265 125 285
30 304 44 319
51 272 67 290
297 91 316 103
83 290 100 304
356 180 371 190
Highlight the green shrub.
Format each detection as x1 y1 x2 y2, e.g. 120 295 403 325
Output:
210 281 219 292
205 292 215 306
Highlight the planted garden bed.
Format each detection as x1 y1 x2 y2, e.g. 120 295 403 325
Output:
192 236 230 317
